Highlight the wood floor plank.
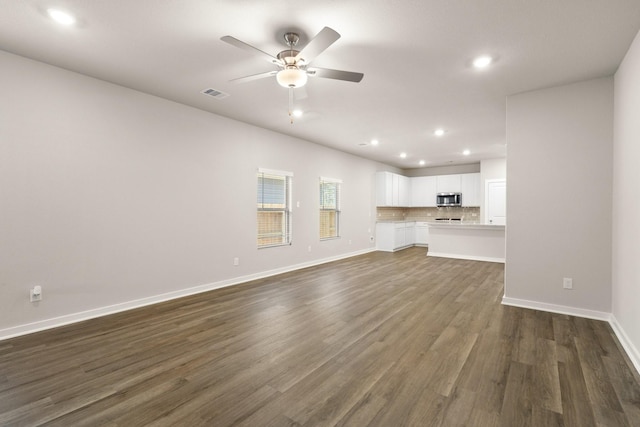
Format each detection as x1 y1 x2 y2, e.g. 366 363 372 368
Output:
457 333 512 415
531 406 564 427
333 392 387 427
438 386 477 426
512 311 538 365
0 247 638 426
601 355 640 424
534 337 562 414
420 325 479 397
500 361 534 426
574 336 626 422
558 355 598 427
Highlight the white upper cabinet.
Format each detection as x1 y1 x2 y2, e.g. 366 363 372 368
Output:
375 172 393 206
377 172 480 207
398 175 411 207
410 176 437 207
376 171 411 207
436 174 462 193
461 173 481 206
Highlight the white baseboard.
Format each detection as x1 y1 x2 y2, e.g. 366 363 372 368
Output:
428 252 505 264
501 296 611 321
502 296 640 376
609 315 640 376
0 248 376 341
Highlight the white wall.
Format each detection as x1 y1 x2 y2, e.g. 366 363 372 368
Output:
403 163 480 177
0 50 385 337
612 30 640 370
504 77 613 316
480 158 506 182
480 158 506 223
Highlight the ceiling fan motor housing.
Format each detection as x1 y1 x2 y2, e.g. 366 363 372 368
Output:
277 50 301 65
283 32 300 47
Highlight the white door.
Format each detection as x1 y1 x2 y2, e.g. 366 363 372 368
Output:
486 180 506 225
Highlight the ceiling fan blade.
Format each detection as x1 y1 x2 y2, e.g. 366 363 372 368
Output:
221 35 282 65
295 27 340 65
230 70 277 84
307 67 364 83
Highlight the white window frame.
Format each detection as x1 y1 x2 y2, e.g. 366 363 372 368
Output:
257 168 293 248
319 176 342 240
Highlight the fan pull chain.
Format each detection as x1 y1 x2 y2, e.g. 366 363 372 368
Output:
288 87 294 124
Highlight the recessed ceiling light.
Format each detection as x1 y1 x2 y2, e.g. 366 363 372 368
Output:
473 55 492 69
434 128 445 137
47 8 76 26
419 160 426 166
370 139 379 146
400 152 407 159
292 109 303 118
463 149 471 156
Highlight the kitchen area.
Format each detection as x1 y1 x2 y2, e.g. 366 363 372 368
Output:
375 166 506 263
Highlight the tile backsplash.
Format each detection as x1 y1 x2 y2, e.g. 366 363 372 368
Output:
377 206 480 222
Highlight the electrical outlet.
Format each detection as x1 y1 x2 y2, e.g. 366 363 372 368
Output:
308 245 312 252
233 257 239 266
30 285 42 302
563 277 573 289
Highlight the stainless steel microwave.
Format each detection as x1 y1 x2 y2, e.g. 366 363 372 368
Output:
437 192 462 207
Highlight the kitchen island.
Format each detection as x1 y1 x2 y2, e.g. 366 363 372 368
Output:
427 222 505 263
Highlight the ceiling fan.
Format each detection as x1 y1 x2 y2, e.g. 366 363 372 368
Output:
220 27 364 89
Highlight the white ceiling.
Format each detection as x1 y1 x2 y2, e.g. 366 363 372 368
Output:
2 1 640 169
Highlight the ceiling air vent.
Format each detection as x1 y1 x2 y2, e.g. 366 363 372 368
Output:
201 88 229 100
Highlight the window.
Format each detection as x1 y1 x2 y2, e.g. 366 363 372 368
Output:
319 177 341 240
257 168 292 248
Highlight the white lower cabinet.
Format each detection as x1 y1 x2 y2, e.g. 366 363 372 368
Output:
393 225 406 248
414 222 430 246
406 222 415 246
376 222 416 252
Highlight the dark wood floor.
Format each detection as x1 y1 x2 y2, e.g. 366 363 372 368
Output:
1 248 639 426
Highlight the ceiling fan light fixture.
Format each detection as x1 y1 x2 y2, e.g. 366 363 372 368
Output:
277 68 308 88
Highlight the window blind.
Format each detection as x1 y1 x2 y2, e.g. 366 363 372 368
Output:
257 168 293 248
319 177 341 240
